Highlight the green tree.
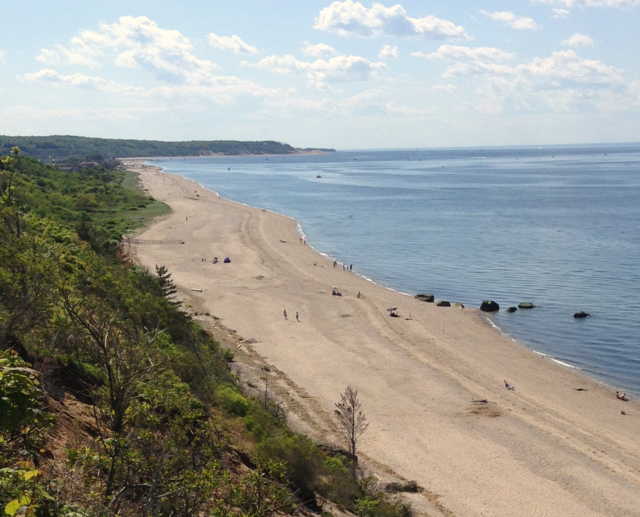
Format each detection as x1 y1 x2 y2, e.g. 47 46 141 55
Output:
156 265 179 305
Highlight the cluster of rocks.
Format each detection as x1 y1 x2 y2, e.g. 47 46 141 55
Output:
416 294 590 319
414 294 451 307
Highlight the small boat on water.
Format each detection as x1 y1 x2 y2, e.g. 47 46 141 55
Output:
316 174 322 178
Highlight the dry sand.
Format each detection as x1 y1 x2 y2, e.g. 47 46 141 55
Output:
126 162 640 517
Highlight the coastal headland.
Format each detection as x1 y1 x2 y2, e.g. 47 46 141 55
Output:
127 161 640 517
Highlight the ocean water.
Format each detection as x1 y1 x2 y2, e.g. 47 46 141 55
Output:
150 145 640 396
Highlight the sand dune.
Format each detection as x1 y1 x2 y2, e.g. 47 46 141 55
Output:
127 162 640 517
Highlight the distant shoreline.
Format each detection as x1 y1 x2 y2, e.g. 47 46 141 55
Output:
118 149 334 161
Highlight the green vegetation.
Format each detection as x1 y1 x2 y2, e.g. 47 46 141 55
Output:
0 135 335 161
121 170 172 224
0 149 407 517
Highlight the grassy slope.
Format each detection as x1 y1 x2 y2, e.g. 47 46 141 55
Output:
121 169 172 224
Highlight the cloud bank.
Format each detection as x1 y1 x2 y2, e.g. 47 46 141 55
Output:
247 54 386 90
314 0 469 39
36 16 220 83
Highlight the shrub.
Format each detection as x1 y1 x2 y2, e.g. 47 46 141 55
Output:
0 351 46 435
217 385 249 417
257 434 326 497
243 415 267 441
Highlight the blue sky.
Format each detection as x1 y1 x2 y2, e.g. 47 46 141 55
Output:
1 0 639 149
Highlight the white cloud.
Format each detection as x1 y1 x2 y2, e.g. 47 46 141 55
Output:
518 50 622 85
24 66 286 106
0 50 5 64
379 44 399 59
301 41 337 57
208 32 259 54
532 0 640 7
430 84 459 93
455 48 627 115
561 33 595 46
37 16 219 83
37 36 102 67
480 11 540 30
22 69 142 93
412 45 516 77
29 16 290 106
246 54 386 90
414 45 621 89
552 8 571 17
315 0 469 40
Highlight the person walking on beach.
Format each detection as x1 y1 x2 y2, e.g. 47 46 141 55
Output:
350 264 352 271
333 260 337 268
504 380 514 390
296 311 299 322
283 309 288 320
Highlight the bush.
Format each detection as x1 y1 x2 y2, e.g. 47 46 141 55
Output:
257 434 327 497
356 496 412 517
217 385 249 417
0 351 45 435
222 348 235 362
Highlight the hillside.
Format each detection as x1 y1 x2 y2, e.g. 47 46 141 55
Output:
0 149 408 517
0 135 335 161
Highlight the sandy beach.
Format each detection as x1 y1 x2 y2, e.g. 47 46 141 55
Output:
126 161 640 517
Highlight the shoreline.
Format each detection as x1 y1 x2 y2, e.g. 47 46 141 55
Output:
127 163 640 516
118 150 334 161
162 163 594 383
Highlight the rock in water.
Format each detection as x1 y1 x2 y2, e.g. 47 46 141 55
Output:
506 306 518 313
574 311 590 319
518 302 536 309
480 300 500 312
415 294 435 303
437 301 451 307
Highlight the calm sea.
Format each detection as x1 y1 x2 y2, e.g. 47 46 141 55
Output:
150 145 640 396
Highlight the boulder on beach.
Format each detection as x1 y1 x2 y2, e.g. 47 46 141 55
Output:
506 306 518 313
518 302 536 309
480 300 500 312
574 311 591 319
437 301 451 307
415 294 435 303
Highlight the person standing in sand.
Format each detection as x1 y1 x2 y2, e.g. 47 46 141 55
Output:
296 311 299 322
283 309 288 320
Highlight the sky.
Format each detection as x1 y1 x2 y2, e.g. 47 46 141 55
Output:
1 0 640 149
